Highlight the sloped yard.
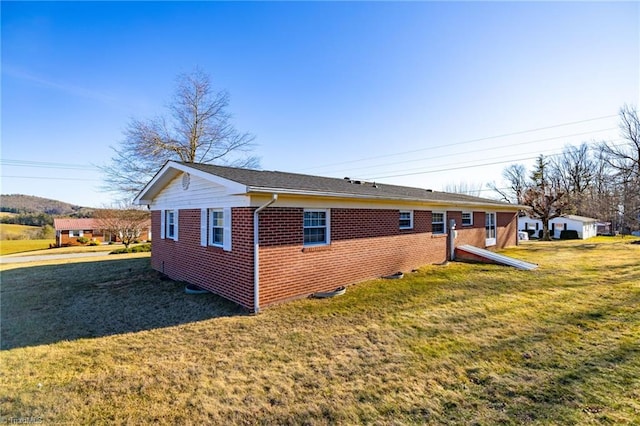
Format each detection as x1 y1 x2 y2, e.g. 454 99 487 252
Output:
1 238 639 424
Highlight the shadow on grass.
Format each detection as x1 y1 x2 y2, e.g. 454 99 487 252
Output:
1 257 247 350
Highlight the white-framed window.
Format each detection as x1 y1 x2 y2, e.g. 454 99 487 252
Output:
69 230 83 237
462 212 473 226
304 209 330 246
165 210 177 240
399 210 413 229
200 207 232 251
432 212 446 234
209 209 224 247
485 212 496 246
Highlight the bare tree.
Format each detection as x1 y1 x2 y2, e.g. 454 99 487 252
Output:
94 206 150 248
101 68 259 198
599 105 640 233
522 155 569 241
442 181 484 197
487 163 527 204
582 148 619 228
549 143 595 215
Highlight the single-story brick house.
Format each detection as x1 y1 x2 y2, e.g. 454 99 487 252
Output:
135 161 523 312
53 218 151 246
54 218 104 246
519 214 598 239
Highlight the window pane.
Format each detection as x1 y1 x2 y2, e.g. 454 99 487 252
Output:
399 211 412 228
209 210 224 246
166 211 175 237
303 211 328 245
304 211 326 227
212 228 224 244
304 227 326 244
432 212 444 234
211 211 223 227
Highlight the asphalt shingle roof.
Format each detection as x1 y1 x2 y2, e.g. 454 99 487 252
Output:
181 162 517 208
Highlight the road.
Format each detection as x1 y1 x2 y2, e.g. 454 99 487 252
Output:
0 252 113 264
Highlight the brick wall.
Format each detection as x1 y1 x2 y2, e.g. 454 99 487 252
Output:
151 208 255 308
150 206 519 310
257 208 515 307
60 230 95 246
497 211 518 248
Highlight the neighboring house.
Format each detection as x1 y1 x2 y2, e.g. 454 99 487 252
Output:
53 218 151 246
54 218 103 246
135 161 523 312
519 215 598 239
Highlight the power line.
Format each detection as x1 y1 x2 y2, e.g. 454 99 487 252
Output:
318 127 616 176
363 138 627 181
0 159 97 171
296 114 618 172
1 175 102 182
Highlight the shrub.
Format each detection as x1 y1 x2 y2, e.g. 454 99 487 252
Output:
88 239 100 246
77 236 89 244
560 230 580 240
110 244 151 255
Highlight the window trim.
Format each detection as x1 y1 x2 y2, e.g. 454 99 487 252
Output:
485 212 497 246
208 209 224 248
399 210 414 230
165 210 178 240
461 211 473 226
303 209 331 246
69 230 83 238
431 211 446 235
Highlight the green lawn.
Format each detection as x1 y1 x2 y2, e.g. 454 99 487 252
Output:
0 239 54 255
1 238 639 424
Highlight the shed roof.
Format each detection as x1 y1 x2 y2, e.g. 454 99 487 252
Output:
136 161 526 209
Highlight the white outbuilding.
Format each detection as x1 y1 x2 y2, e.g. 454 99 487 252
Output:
519 214 598 240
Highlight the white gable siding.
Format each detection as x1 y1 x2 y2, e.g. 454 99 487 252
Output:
150 173 250 210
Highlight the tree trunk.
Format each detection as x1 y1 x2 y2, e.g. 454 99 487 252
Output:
541 220 552 241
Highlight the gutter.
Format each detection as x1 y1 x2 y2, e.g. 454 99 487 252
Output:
253 193 278 314
245 186 527 210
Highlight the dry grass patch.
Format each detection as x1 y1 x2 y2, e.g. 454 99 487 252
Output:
1 237 639 424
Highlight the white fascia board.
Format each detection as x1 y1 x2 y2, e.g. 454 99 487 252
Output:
246 187 522 211
135 161 248 205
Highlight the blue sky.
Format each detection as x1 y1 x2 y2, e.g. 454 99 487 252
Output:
2 1 638 207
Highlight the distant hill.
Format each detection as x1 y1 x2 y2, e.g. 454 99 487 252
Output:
0 194 93 216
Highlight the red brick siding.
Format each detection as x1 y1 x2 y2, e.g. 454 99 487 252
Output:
258 207 303 246
497 211 518 248
258 208 450 307
150 206 519 310
455 249 502 265
60 230 95 245
151 208 255 308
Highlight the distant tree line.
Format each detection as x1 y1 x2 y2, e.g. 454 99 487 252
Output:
0 212 55 227
0 194 94 228
489 105 640 240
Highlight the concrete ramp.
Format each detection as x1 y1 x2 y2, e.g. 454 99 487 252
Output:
455 245 538 270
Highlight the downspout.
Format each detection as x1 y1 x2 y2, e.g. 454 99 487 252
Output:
253 194 278 314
